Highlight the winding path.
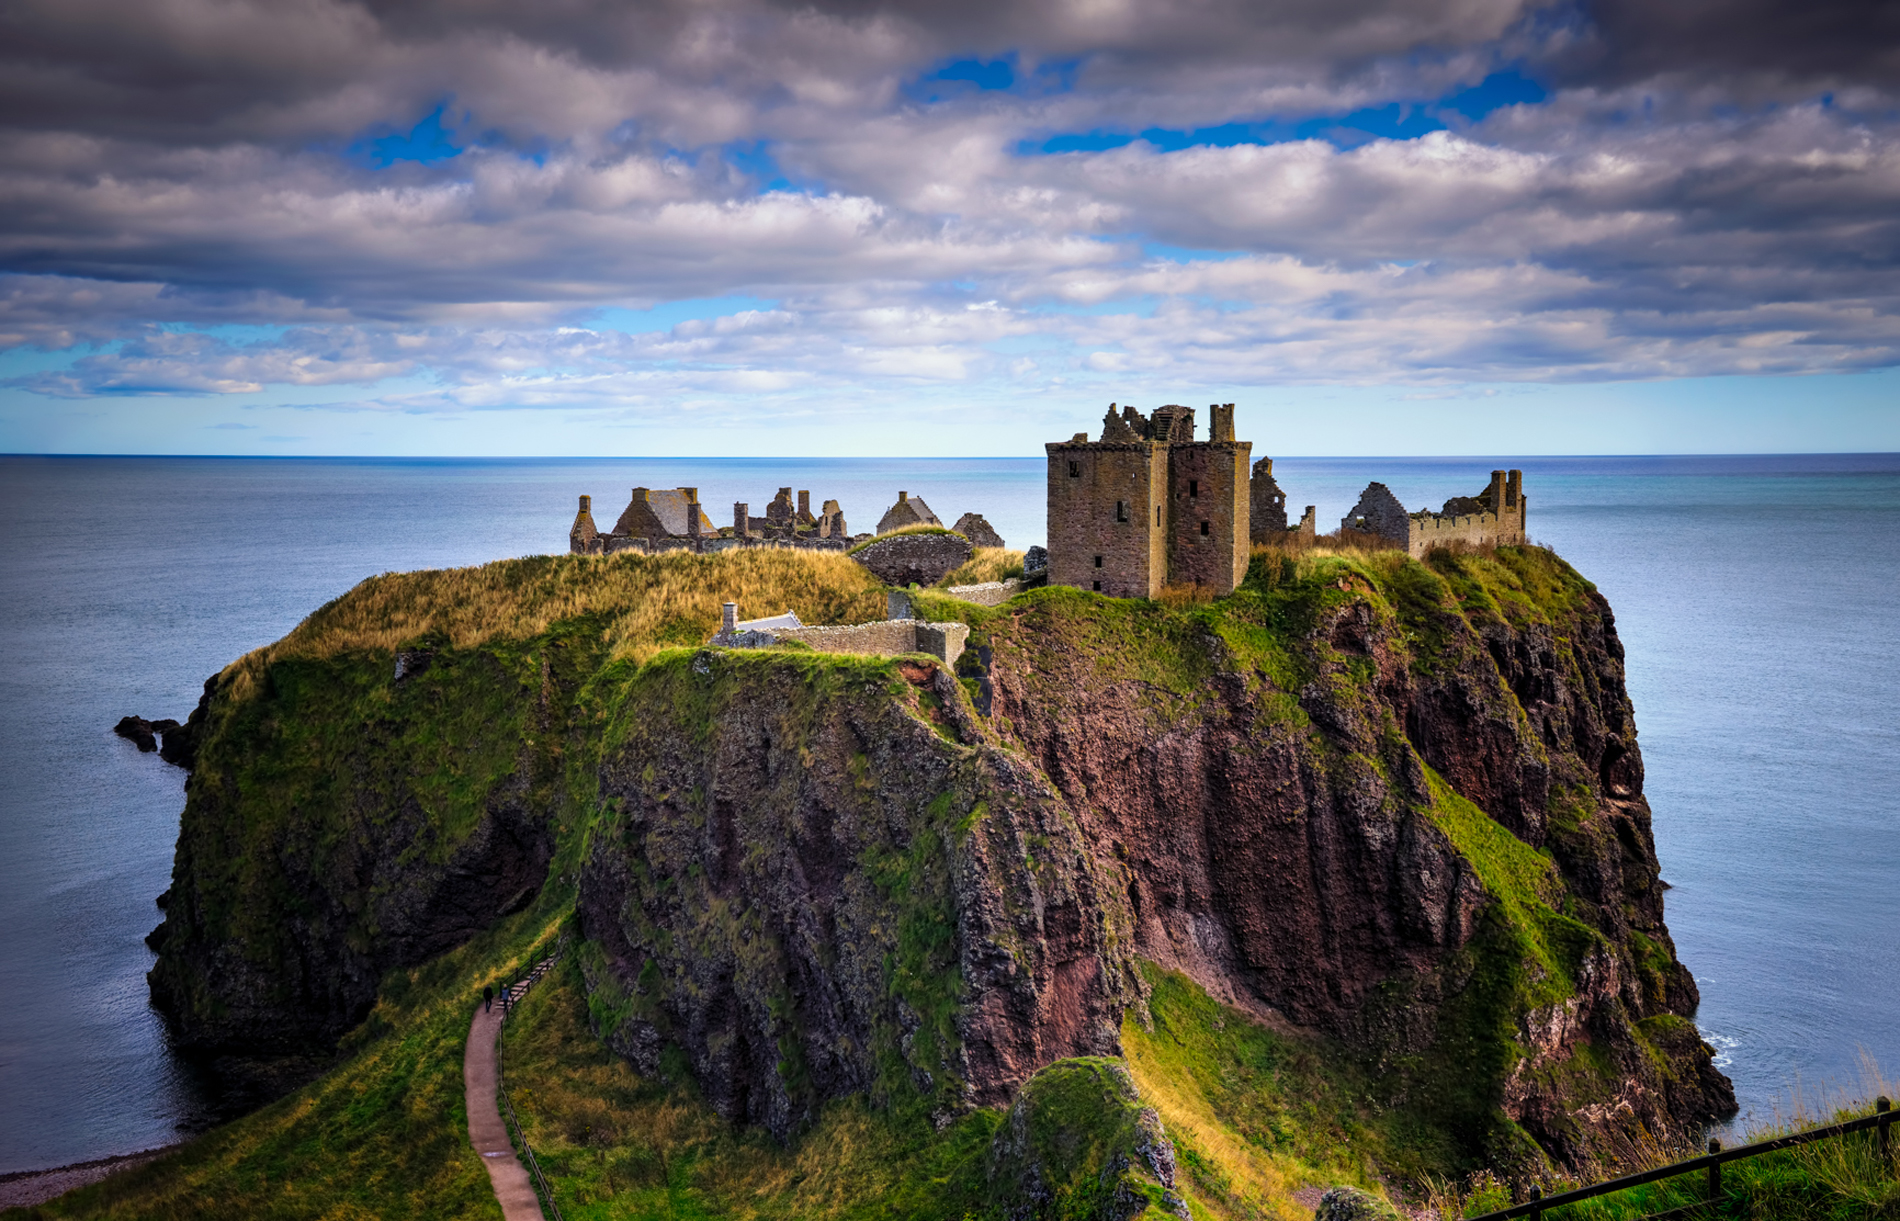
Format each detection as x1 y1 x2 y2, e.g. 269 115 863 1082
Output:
464 1002 546 1221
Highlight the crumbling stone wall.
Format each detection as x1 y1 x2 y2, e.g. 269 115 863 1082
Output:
850 531 974 587
1341 482 1411 543
1403 469 1527 557
951 512 1004 548
1249 456 1288 537
877 491 942 535
570 495 600 553
714 615 970 666
1341 471 1529 556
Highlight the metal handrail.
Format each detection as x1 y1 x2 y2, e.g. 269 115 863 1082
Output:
494 944 568 1221
1473 1096 1894 1220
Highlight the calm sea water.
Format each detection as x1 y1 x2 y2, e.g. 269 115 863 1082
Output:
1 453 1895 1173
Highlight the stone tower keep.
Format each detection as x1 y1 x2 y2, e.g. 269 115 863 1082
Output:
1045 402 1252 597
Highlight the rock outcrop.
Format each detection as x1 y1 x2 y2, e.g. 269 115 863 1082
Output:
146 544 1730 1177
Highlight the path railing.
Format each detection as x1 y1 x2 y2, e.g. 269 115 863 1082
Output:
494 945 567 1221
1472 1096 1894 1220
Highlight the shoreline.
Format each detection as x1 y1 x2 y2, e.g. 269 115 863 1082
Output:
0 1146 181 1210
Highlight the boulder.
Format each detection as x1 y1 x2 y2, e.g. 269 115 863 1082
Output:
951 512 1004 548
850 531 973 587
1313 1186 1400 1221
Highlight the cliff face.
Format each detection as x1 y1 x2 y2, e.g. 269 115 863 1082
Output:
147 544 1730 1177
576 651 1137 1137
957 552 1731 1163
147 636 576 1054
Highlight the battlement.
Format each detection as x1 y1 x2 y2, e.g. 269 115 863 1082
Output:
1342 469 1528 557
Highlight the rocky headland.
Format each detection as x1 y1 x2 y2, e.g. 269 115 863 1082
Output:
139 543 1733 1215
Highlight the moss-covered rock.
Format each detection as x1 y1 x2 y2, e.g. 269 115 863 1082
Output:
988 1057 1189 1221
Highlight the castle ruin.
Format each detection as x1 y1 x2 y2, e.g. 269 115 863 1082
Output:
1341 469 1527 558
569 485 865 556
1045 404 1527 595
1046 403 1311 597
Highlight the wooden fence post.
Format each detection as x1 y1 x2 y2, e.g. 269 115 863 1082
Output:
1707 1137 1722 1206
1527 1183 1542 1221
1879 1097 1892 1169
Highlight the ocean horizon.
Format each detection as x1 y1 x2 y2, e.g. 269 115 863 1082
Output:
3 451 1896 1174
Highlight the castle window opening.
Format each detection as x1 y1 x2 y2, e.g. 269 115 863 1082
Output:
1200 520 1210 537
1094 555 1103 568
1116 500 1128 522
1155 506 1161 526
1069 461 1080 478
1189 479 1199 498
1093 581 1101 591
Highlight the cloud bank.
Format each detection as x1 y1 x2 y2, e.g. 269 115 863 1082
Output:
1 0 1895 433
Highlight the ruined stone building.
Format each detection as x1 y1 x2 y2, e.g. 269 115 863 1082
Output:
877 491 941 535
1046 403 1274 597
1341 469 1527 557
570 484 860 555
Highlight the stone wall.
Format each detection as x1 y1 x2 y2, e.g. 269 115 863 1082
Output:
942 578 1021 606
721 618 970 666
1165 439 1252 594
850 531 974 586
1249 457 1288 538
1341 482 1411 543
1403 469 1527 558
1046 436 1168 598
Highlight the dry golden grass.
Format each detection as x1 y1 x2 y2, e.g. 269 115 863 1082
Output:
1153 581 1218 609
221 548 887 699
939 546 1026 587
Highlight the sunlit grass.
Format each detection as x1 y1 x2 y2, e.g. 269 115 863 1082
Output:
938 547 1025 587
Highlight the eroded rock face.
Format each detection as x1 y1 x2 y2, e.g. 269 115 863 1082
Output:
972 562 1732 1164
577 652 1138 1136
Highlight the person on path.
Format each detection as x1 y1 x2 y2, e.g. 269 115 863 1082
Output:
483 985 493 1012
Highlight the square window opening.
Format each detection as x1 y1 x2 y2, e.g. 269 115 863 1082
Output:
1116 499 1128 522
1092 581 1102 591
1200 520 1210 536
1093 555 1103 568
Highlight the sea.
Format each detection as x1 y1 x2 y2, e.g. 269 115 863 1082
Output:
1 453 1896 1174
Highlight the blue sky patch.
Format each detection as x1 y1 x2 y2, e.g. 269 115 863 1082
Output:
352 103 464 168
1024 69 1547 156
907 54 1080 103
590 297 781 334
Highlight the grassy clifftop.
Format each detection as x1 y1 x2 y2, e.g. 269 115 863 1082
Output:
30 542 1749 1219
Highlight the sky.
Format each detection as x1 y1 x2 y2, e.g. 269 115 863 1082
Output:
0 0 1895 456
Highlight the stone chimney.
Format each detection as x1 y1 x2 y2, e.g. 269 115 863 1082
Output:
898 490 908 502
1506 469 1522 508
722 602 738 633
798 490 811 519
1488 470 1507 513
733 502 749 538
1210 403 1236 442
